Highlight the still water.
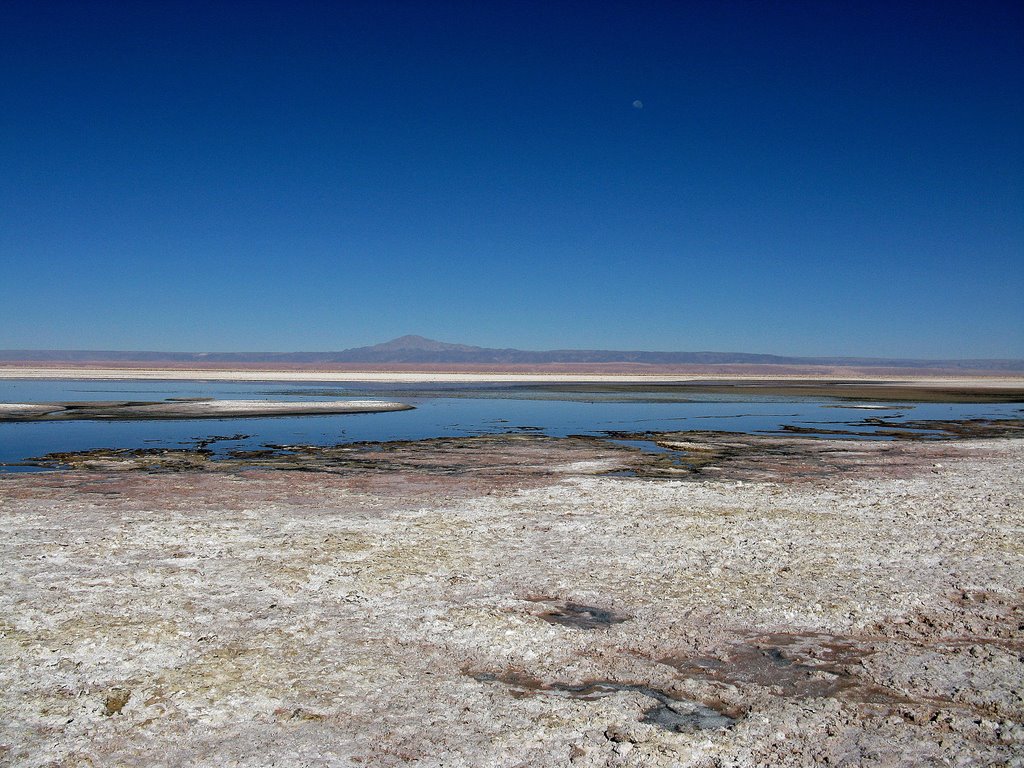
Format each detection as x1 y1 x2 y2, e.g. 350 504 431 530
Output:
1 378 1021 470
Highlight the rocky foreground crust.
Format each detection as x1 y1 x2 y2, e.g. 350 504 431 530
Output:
1 433 1022 767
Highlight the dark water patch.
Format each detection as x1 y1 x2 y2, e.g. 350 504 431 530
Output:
661 633 909 706
535 601 631 630
469 669 735 732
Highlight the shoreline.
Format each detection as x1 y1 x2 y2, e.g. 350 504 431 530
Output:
2 366 1023 403
1 364 1023 387
0 398 413 422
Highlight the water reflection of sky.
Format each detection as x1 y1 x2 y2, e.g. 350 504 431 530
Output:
0 379 1021 470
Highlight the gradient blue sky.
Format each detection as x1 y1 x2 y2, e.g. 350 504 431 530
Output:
2 0 1022 357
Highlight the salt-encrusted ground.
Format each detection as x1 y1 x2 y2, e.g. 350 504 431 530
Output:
1 435 1021 767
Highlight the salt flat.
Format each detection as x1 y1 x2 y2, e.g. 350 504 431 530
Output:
1 433 1021 766
0 365 1022 385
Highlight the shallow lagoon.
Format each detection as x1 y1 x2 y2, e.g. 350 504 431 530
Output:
1 378 1021 470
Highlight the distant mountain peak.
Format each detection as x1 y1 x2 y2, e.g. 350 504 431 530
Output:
368 335 482 353
377 335 442 349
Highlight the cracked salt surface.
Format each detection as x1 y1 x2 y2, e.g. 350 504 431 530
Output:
1 433 1022 766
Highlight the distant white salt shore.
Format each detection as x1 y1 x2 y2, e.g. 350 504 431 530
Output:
0 365 1022 388
0 399 413 421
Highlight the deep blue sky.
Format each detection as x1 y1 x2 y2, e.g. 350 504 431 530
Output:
2 1 1022 357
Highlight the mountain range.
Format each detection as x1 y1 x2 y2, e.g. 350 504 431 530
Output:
1 335 1022 371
